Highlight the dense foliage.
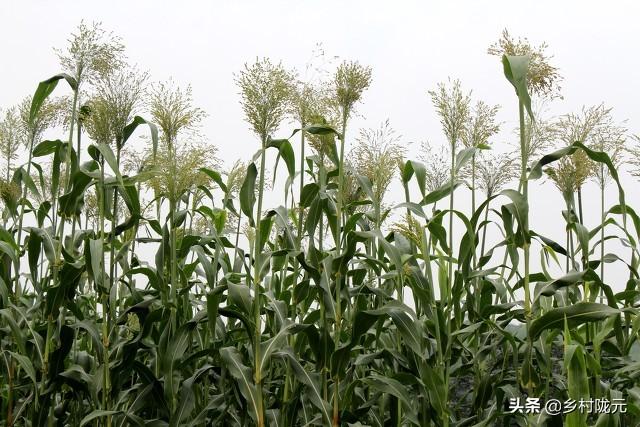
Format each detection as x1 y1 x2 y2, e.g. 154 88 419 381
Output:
0 23 639 426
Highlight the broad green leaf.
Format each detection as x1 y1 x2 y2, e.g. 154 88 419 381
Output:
502 55 533 119
529 142 625 212
199 167 228 194
171 365 215 427
267 138 295 179
423 180 462 205
29 74 77 128
220 347 260 422
300 182 320 207
259 323 294 376
401 160 427 197
80 410 122 427
529 302 619 339
240 162 258 226
228 282 253 317
8 351 36 386
275 349 331 425
364 373 412 409
122 115 158 154
565 342 589 427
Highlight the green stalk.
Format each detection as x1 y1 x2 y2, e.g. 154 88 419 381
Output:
253 134 268 427
71 120 82 237
14 127 38 302
518 100 533 397
469 152 484 414
599 167 605 291
110 146 122 318
448 139 455 311
169 195 178 321
566 228 571 273
97 156 110 426
233 214 242 268
332 110 348 427
578 187 589 301
167 137 179 337
15 129 37 253
420 216 445 426
403 183 418 312
43 86 79 379
317 155 329 402
594 181 605 400
480 198 490 258
471 152 476 218
440 128 459 427
127 181 142 285
283 122 306 420
6 357 14 426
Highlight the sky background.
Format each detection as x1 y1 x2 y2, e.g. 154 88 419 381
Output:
1 0 639 291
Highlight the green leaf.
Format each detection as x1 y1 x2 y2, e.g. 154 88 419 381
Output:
0 241 18 267
529 142 625 214
122 116 158 154
59 161 98 217
565 343 589 427
71 320 103 361
86 238 105 290
502 55 533 119
240 162 258 226
171 365 216 427
0 309 26 354
423 180 462 205
259 323 294 376
388 309 422 356
290 123 340 137
420 362 447 420
88 143 139 215
401 160 427 196
162 323 195 402
32 139 63 157
8 305 44 364
364 373 412 409
29 74 77 128
529 302 619 339
267 138 295 180
8 351 36 386
80 410 122 427
28 227 56 264
199 167 228 193
275 349 331 425
192 245 216 288
536 270 598 297
455 147 478 174
355 174 375 203
220 347 260 422
300 183 319 208
228 282 253 318
499 189 529 236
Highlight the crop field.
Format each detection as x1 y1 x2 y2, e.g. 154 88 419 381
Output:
0 17 639 427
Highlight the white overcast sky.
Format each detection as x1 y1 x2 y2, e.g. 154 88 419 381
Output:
1 0 639 290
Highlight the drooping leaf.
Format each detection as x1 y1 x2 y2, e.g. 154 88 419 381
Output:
529 302 619 339
502 55 533 119
240 162 258 226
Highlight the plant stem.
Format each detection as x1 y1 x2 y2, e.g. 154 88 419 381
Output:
43 85 79 379
518 100 533 397
332 109 348 427
480 198 490 258
253 135 268 427
600 171 605 292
